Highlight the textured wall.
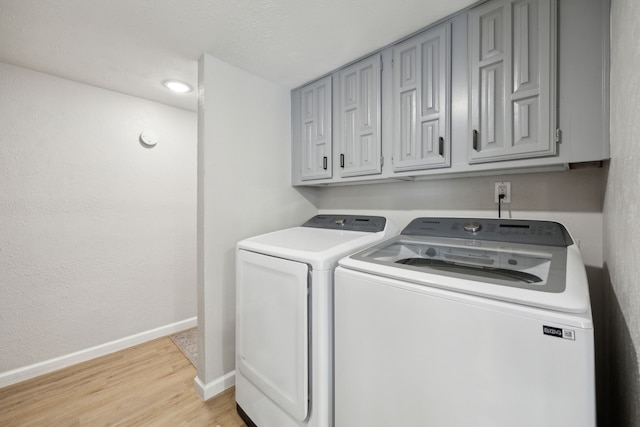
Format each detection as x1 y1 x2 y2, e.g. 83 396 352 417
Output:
0 62 197 373
197 54 317 390
604 0 640 425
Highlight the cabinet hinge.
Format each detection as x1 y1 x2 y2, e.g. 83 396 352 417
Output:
380 56 383 71
381 156 384 167
555 128 562 144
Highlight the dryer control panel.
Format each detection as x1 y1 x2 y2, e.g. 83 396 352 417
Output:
302 215 387 232
401 218 572 247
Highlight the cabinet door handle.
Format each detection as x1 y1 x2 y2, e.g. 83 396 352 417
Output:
322 156 328 170
439 137 444 156
340 154 345 168
472 129 479 151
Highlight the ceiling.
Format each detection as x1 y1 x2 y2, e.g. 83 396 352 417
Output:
0 0 477 112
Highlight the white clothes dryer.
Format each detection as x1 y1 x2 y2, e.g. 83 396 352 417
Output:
334 217 596 427
235 214 397 427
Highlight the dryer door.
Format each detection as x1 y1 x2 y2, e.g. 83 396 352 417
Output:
236 250 309 421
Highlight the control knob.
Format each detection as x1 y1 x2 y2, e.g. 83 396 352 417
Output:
463 221 482 233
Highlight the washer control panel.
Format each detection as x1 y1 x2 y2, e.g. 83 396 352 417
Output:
302 215 387 232
402 217 572 247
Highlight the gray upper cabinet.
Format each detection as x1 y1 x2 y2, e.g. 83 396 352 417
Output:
291 0 608 186
336 54 382 178
297 76 332 181
392 23 451 172
469 0 557 163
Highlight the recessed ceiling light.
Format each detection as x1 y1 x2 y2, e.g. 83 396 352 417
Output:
163 80 193 93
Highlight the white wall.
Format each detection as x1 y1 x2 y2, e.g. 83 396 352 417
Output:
603 0 640 424
196 54 317 398
0 62 197 385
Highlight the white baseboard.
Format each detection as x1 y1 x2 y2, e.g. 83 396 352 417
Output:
194 370 236 401
0 317 197 389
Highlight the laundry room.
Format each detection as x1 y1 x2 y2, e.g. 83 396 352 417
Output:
0 0 638 426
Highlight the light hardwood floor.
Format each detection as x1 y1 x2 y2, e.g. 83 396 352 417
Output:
0 337 246 426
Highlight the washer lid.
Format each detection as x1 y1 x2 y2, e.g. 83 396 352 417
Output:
354 236 567 293
237 216 395 270
341 234 590 314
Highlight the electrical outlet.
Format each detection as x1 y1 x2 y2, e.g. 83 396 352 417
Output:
494 181 511 203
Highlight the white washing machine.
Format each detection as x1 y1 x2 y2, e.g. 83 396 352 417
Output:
334 217 596 427
235 214 397 427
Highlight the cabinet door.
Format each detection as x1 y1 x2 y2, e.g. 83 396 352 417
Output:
336 55 382 177
469 0 556 163
392 24 451 172
299 76 332 181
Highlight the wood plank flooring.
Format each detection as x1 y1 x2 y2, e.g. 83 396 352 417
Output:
0 337 246 427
